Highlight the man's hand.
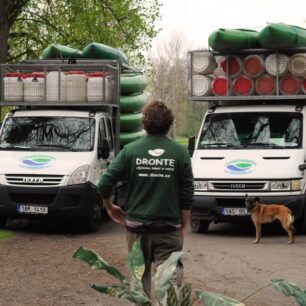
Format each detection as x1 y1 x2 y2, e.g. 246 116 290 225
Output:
103 198 126 226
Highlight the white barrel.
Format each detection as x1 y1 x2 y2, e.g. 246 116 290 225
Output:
192 52 216 75
46 71 65 101
265 53 289 77
4 73 23 102
65 71 86 102
24 73 45 102
288 53 306 77
191 75 212 96
87 72 111 102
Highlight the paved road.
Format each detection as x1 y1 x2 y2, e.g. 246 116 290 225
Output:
0 219 305 306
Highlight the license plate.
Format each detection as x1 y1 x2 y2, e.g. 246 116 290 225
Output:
17 205 48 215
221 208 249 216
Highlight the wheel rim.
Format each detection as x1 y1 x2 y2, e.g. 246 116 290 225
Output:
191 218 199 230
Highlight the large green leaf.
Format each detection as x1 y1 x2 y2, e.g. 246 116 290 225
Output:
272 278 306 306
166 283 179 306
127 239 145 292
195 290 245 306
179 283 192 306
153 251 184 301
73 246 128 285
92 284 151 305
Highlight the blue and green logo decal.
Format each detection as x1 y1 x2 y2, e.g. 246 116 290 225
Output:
225 159 256 175
20 155 55 169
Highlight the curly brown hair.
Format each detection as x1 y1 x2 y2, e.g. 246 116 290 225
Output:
142 100 174 135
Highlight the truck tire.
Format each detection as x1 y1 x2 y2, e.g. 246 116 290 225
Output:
81 202 102 232
190 217 210 233
295 208 306 234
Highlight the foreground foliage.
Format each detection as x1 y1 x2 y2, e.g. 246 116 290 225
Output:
73 240 306 305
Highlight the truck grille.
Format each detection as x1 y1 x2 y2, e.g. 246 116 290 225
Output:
209 181 269 191
5 174 64 186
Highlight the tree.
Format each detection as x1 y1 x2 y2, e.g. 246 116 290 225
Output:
1 0 161 64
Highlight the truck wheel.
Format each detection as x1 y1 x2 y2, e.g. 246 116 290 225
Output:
0 217 7 228
82 202 102 232
190 217 210 233
295 209 306 234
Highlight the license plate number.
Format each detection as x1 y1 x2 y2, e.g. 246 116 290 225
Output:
17 205 48 215
221 208 249 216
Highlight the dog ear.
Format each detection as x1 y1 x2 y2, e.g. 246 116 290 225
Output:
255 197 260 203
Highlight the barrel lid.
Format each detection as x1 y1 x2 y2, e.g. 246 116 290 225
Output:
65 71 85 75
5 72 22 77
24 72 45 78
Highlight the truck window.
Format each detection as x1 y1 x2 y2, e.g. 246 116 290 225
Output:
199 112 302 149
0 116 95 152
105 117 114 151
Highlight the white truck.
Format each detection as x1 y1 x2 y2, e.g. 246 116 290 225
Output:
188 49 306 234
0 59 121 232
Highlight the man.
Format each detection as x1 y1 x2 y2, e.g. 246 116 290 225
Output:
98 100 194 297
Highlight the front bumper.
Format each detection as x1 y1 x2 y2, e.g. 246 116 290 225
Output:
0 182 98 220
191 194 306 222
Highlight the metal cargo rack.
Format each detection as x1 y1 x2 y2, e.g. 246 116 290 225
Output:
188 47 306 104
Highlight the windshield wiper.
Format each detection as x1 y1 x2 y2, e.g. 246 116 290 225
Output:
35 144 78 152
243 143 285 149
0 145 31 150
201 142 241 149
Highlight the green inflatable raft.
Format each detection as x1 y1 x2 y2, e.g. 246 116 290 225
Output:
258 23 306 49
120 130 146 147
41 44 83 59
208 28 260 50
120 112 143 132
82 42 128 64
120 93 147 113
120 73 147 94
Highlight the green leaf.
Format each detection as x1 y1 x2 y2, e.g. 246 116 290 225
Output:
153 251 184 302
166 283 179 306
91 284 151 305
179 283 192 306
127 238 145 291
272 278 306 306
195 290 245 306
73 246 128 285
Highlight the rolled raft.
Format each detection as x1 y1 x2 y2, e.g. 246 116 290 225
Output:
41 44 83 59
259 23 306 49
208 28 260 50
120 73 147 94
120 93 147 113
120 130 147 147
82 42 128 64
120 112 143 132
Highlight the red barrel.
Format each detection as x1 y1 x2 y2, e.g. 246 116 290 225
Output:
220 56 242 78
280 74 300 95
232 75 254 96
255 74 276 95
212 76 231 96
301 78 306 94
243 55 265 78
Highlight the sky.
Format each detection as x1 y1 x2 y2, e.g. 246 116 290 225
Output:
151 0 306 53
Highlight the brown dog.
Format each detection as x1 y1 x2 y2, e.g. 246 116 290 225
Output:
245 196 295 244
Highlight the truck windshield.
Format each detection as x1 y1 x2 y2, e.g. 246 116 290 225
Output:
0 116 95 152
199 112 302 149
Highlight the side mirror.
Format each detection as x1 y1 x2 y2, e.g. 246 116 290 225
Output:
99 139 110 160
299 164 306 171
188 136 196 157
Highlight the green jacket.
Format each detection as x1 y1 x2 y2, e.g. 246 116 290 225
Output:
98 135 194 224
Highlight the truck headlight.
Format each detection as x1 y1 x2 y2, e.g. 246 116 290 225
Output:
68 165 90 185
270 181 290 191
194 180 208 191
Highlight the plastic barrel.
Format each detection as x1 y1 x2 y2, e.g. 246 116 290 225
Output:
288 53 306 77
191 75 212 96
255 74 276 95
120 112 143 132
280 74 300 95
243 55 265 78
265 53 289 77
211 76 231 96
220 56 242 78
121 73 147 94
232 75 254 96
192 52 216 75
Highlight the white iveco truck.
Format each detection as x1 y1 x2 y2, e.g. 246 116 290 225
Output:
0 59 121 232
188 49 306 234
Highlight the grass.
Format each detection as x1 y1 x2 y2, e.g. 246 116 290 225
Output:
0 230 14 239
